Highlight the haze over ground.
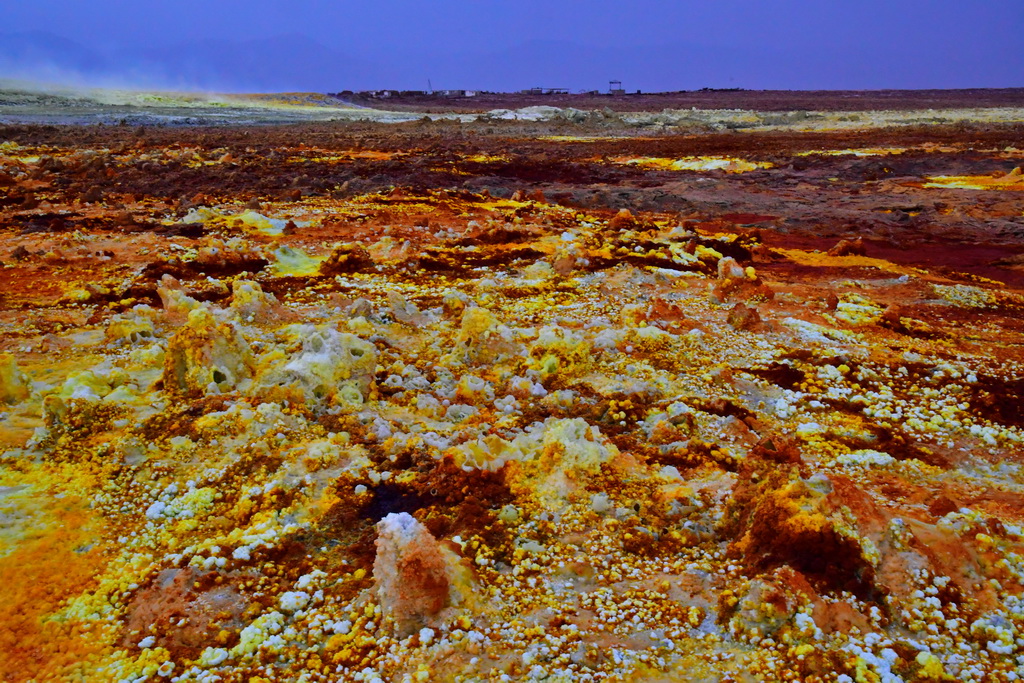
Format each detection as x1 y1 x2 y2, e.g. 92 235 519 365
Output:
1 1 1022 94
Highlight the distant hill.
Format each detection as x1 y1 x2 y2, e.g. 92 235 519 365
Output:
0 31 400 92
122 34 402 92
0 31 112 84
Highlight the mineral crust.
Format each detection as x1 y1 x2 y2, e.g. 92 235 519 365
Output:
1 99 1024 682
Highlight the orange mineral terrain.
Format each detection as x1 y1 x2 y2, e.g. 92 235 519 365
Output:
2 111 1024 682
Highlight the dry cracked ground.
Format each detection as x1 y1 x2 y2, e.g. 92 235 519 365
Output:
1 100 1024 683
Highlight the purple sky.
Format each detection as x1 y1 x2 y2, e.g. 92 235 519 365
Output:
2 1 1022 92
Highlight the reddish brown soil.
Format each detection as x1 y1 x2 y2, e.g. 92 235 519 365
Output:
344 88 1024 113
1 120 1022 305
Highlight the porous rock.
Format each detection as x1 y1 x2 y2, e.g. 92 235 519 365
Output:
162 308 255 397
252 325 376 406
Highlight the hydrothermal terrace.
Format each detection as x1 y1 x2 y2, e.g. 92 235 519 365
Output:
1 92 1024 682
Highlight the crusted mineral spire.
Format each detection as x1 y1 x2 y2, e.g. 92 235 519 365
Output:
156 274 201 323
717 256 746 281
373 512 471 637
162 307 254 397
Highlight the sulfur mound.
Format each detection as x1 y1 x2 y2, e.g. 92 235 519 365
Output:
229 280 285 322
162 308 255 397
728 471 883 596
0 353 30 404
453 306 520 366
528 325 591 378
318 243 374 275
454 417 619 505
252 325 376 407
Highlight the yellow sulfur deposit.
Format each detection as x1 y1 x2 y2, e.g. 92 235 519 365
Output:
612 155 774 173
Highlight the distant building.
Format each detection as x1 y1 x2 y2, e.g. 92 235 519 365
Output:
520 87 569 95
354 90 398 99
609 80 625 96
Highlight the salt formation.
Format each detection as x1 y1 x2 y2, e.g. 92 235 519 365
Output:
386 291 428 326
0 353 30 404
252 325 376 406
194 236 265 271
162 308 254 397
270 246 323 276
833 293 885 326
104 314 156 346
373 512 473 636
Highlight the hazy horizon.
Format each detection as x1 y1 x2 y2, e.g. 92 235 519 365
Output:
2 2 1022 94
